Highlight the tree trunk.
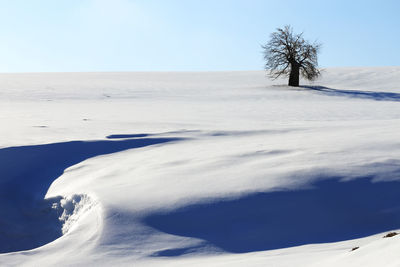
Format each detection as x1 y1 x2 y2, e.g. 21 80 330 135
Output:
288 63 300 87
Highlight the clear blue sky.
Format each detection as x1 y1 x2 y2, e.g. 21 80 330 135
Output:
0 0 399 72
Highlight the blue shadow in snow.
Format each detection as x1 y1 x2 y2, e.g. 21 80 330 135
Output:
0 136 180 253
106 134 150 139
145 178 400 255
302 86 400 101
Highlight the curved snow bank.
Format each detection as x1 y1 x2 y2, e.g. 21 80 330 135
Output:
0 137 180 254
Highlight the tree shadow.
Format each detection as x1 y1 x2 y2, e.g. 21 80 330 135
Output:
0 136 181 253
302 85 400 101
145 178 400 256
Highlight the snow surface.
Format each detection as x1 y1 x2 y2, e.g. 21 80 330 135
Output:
0 67 400 266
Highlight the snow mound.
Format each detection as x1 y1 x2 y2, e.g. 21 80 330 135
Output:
1 68 400 266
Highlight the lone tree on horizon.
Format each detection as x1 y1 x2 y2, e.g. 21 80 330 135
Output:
262 25 321 87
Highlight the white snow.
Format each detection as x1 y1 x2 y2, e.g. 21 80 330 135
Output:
0 67 400 266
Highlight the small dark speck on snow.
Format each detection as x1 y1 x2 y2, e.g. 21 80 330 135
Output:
383 232 398 238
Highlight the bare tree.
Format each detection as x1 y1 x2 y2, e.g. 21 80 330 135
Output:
262 25 321 87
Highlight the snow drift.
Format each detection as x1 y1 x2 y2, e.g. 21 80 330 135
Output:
0 67 400 266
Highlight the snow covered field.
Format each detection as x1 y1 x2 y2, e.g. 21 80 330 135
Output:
0 67 400 266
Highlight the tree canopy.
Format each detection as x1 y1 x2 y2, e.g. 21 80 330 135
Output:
262 25 321 86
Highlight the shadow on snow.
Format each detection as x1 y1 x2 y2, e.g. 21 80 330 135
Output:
302 85 400 101
0 136 180 253
145 178 400 255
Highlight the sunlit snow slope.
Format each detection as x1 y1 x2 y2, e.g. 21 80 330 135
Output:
0 67 400 266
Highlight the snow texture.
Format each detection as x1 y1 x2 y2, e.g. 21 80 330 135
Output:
0 67 400 266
